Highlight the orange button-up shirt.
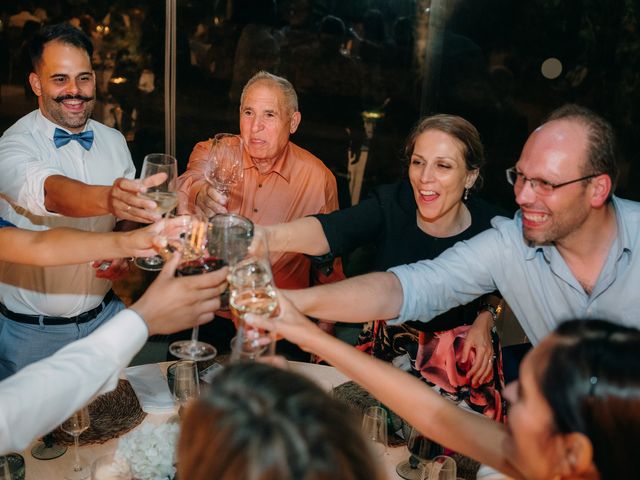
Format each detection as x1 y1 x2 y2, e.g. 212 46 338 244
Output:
178 139 343 289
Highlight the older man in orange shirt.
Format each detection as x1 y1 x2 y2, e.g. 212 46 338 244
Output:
178 71 342 291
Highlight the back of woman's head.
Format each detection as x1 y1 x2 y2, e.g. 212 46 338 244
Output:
543 319 640 479
178 362 381 480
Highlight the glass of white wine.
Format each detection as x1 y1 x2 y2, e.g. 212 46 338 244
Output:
61 406 91 480
228 229 279 355
134 153 179 271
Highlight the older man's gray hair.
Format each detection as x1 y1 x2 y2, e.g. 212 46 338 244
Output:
240 71 299 116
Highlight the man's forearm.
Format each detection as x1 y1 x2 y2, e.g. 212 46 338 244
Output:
44 175 111 216
284 271 404 323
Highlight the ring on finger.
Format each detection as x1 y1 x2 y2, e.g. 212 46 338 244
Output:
126 204 132 212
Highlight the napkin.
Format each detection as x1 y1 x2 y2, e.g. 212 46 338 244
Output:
125 364 176 414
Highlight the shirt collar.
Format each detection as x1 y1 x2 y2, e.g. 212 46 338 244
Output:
245 142 292 182
37 109 92 141
520 196 630 262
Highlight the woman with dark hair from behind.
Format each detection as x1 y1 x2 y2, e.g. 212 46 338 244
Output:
248 296 640 479
178 362 382 480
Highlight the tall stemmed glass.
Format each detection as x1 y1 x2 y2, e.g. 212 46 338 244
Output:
167 215 218 361
204 133 244 196
61 407 91 480
228 229 279 356
134 153 179 271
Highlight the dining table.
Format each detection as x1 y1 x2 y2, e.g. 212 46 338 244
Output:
21 360 407 479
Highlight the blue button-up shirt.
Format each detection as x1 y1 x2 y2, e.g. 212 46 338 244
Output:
389 196 639 344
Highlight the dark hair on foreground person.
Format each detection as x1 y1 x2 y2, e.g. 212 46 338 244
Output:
29 23 94 70
403 114 486 189
178 362 382 480
542 319 640 479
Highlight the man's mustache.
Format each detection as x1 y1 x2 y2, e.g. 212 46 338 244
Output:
54 94 94 103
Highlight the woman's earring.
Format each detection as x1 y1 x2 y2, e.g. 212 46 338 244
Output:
464 187 470 201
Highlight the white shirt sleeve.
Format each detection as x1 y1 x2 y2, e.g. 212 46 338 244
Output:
0 309 148 453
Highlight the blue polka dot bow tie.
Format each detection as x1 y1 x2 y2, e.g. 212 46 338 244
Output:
53 128 94 151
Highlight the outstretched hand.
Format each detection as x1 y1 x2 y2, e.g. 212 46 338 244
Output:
131 252 228 335
245 290 324 352
109 173 168 223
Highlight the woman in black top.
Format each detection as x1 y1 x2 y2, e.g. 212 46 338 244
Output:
265 114 506 420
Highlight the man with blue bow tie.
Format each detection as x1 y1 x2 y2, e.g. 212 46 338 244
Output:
0 24 161 379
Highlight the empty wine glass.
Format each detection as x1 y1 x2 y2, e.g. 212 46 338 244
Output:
134 153 179 271
361 406 388 458
173 361 200 417
31 431 67 460
168 215 218 361
61 407 91 480
204 134 244 196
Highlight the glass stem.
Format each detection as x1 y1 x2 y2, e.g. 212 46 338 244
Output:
191 326 200 344
73 434 81 471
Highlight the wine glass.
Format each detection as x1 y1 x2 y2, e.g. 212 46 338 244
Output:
134 153 179 271
204 133 244 196
61 407 91 480
31 431 67 460
397 426 444 480
168 215 218 361
228 228 279 354
207 213 254 309
361 406 388 458
173 361 200 417
229 333 272 362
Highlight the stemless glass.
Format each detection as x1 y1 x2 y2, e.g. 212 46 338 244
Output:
207 213 254 309
173 361 200 416
422 456 456 480
91 453 132 480
204 134 244 195
61 407 91 480
134 153 179 271
362 406 388 458
168 215 218 361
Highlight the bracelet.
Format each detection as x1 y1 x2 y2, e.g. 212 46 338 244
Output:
478 302 502 323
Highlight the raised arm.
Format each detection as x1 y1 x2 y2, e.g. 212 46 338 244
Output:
262 217 330 255
247 295 524 479
0 221 167 266
43 175 161 223
284 271 404 323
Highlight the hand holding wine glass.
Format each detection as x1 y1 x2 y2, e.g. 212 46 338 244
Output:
134 153 178 271
61 406 91 480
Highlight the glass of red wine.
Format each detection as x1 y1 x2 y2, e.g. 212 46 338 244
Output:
167 215 218 361
396 426 444 480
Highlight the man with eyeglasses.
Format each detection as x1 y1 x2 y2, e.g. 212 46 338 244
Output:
282 104 639 346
